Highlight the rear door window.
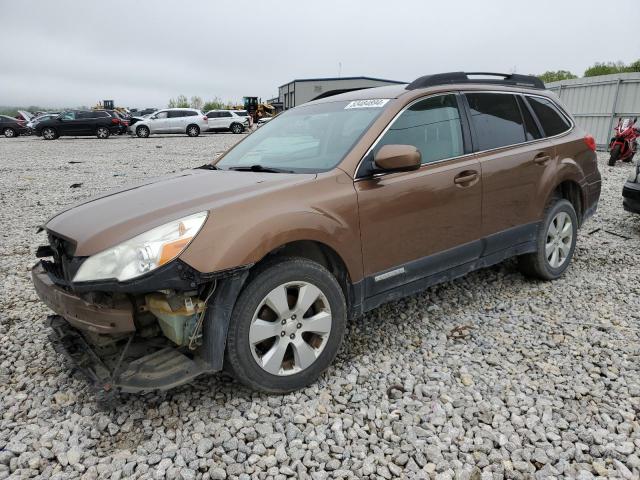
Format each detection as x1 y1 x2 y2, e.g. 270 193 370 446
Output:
219 111 232 118
373 94 464 164
184 111 198 117
526 96 571 137
169 110 185 118
465 93 526 150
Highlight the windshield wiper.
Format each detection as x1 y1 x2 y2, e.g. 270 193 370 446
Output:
227 164 294 173
196 163 218 170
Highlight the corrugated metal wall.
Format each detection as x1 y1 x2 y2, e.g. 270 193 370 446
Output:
547 72 640 150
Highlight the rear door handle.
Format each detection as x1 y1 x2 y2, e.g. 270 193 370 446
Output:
534 153 551 164
453 170 479 185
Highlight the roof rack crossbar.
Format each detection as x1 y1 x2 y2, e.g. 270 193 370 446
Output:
406 71 545 90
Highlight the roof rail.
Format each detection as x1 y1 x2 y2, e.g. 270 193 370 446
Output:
406 72 545 90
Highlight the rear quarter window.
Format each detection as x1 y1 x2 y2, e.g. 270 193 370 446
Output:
526 96 571 137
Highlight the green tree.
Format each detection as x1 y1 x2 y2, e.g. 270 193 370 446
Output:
536 70 577 83
168 95 189 108
190 96 204 110
584 61 627 77
202 97 226 112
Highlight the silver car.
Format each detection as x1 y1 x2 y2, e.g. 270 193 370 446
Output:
129 108 208 138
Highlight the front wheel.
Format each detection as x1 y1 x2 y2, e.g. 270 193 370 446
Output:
608 144 621 166
518 199 578 281
186 125 200 137
96 127 110 139
3 128 17 138
42 127 57 140
230 123 244 134
136 125 150 138
225 258 346 393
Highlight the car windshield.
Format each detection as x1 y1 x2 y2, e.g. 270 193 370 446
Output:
216 100 387 173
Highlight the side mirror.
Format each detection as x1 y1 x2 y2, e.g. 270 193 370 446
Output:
373 144 421 173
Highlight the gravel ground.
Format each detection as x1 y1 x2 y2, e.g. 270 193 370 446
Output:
1 134 639 480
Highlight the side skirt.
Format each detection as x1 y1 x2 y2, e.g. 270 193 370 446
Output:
357 222 539 314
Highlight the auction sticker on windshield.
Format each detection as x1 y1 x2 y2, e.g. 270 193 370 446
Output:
344 99 390 109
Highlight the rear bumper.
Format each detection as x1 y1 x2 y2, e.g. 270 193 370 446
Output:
623 181 640 214
31 263 135 334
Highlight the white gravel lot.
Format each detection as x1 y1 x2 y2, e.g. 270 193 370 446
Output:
0 134 639 480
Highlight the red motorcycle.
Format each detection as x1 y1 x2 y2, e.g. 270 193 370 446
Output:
608 117 639 166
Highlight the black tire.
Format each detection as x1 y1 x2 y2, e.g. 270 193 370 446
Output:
608 144 621 166
42 127 57 140
96 126 110 139
3 128 17 138
623 150 635 163
136 125 150 138
230 123 244 134
186 124 200 137
225 258 346 393
518 199 578 281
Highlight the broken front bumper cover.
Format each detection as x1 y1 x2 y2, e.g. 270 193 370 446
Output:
47 315 211 393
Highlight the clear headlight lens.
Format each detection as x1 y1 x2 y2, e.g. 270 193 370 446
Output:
73 212 208 283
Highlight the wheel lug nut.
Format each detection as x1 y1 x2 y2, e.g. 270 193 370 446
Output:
281 319 286 325
289 333 295 339
291 314 297 320
281 331 285 337
297 323 302 329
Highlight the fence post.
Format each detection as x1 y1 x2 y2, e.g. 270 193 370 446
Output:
607 79 622 146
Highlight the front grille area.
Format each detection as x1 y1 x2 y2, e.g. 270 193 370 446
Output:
39 232 82 286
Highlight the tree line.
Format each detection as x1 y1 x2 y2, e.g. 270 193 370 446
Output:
167 95 237 112
536 59 640 83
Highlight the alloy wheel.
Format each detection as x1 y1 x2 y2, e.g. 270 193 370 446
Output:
188 126 199 136
43 128 55 140
97 127 108 139
249 281 332 376
545 211 573 268
4 128 15 138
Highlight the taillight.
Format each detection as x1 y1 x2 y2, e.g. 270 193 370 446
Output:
203 116 208 122
111 118 120 124
584 135 596 152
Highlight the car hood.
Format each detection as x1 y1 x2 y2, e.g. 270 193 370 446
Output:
46 168 316 256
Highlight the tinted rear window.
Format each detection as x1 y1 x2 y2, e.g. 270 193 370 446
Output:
184 111 198 117
526 96 571 137
465 93 526 150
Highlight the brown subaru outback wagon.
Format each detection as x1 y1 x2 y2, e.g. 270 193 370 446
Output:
32 72 601 394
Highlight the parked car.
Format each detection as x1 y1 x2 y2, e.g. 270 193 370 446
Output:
102 109 129 135
129 108 208 137
34 110 120 140
205 110 247 134
0 115 30 137
26 113 60 130
32 72 600 394
623 161 640 213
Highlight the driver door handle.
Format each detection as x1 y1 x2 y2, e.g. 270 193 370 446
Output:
453 170 479 185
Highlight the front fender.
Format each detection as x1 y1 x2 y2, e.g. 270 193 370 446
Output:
180 170 363 282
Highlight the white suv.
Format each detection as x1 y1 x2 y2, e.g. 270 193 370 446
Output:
130 108 208 138
205 110 248 134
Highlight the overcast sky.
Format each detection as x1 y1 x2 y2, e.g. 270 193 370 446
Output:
1 0 638 109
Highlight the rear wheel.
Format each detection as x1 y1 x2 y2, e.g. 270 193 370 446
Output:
96 126 110 139
186 125 200 137
518 199 578 281
42 127 57 140
225 258 346 393
608 144 621 166
3 128 16 138
136 125 150 138
231 123 244 134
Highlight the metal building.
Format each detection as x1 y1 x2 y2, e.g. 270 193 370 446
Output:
277 76 406 110
547 72 640 149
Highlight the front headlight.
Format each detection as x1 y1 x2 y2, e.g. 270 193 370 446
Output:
73 211 208 283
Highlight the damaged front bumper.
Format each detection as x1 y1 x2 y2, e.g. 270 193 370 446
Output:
47 315 211 393
32 261 249 393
